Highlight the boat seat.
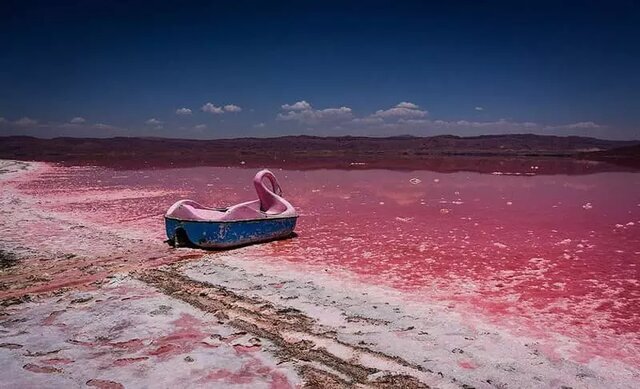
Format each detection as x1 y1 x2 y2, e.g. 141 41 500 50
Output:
165 200 227 221
165 169 297 222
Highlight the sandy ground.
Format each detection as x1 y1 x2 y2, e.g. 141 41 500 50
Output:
1 276 300 388
1 160 639 388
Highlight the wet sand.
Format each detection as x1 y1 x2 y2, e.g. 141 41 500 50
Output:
1 159 639 388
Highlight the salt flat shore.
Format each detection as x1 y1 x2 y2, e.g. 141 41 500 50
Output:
1 160 638 388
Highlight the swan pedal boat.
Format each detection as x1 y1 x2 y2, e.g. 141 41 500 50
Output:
165 169 298 249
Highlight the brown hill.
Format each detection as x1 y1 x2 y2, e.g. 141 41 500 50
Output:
0 134 637 174
579 144 640 168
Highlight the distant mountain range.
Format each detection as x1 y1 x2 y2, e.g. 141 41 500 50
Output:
0 134 638 173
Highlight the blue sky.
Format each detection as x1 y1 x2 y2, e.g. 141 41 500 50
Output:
1 1 639 139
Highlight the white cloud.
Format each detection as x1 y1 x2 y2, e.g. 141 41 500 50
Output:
0 117 7 124
145 118 163 125
273 100 609 137
70 117 86 124
94 123 118 130
428 118 538 131
546 121 604 130
278 101 353 124
223 104 242 112
281 100 312 111
351 117 384 125
396 102 420 109
343 114 597 137
201 102 224 114
372 102 428 120
14 117 38 126
176 108 192 115
200 102 242 114
399 119 430 125
253 122 266 128
194 124 207 130
278 107 353 123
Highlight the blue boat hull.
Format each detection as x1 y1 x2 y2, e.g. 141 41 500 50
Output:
165 216 298 249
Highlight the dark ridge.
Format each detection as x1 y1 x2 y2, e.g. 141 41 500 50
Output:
579 144 640 168
0 134 638 174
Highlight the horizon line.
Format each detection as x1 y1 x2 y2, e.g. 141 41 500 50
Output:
2 132 639 143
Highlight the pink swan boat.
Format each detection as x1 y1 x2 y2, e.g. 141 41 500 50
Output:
165 169 298 248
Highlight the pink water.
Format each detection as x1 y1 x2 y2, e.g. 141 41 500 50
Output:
19 164 640 366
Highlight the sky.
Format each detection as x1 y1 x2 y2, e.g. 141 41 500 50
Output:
0 0 639 140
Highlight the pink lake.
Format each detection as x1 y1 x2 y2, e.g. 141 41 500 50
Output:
18 164 640 367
